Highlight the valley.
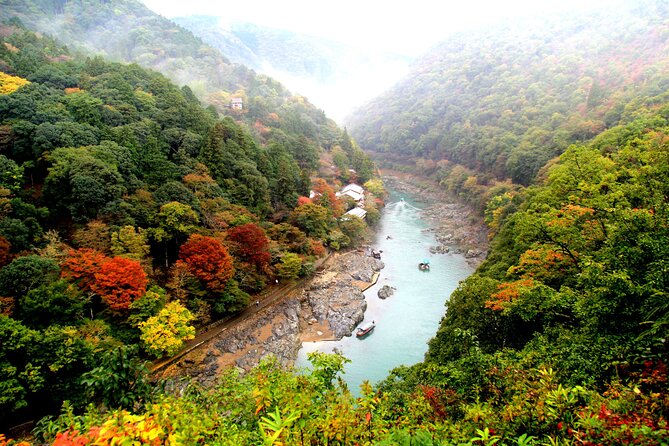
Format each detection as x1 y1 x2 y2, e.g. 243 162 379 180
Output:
0 0 668 444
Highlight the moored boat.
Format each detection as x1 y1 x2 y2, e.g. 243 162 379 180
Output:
356 320 375 337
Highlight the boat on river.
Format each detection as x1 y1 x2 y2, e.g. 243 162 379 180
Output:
419 259 430 271
356 320 375 337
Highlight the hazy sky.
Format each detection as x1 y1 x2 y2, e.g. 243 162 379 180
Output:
139 0 625 121
141 0 622 56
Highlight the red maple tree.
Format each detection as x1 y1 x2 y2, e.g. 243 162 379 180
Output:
178 234 234 292
226 223 271 270
91 257 148 311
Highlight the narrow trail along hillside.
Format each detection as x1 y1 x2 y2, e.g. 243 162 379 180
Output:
150 276 314 374
151 250 383 385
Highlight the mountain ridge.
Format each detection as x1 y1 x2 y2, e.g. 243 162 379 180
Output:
0 0 345 150
347 0 669 184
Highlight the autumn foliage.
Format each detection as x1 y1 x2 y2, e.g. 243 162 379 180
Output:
0 71 30 94
91 257 148 311
0 236 12 268
485 279 535 311
296 196 312 206
50 412 168 446
61 248 108 291
310 178 344 217
226 223 271 269
139 301 195 357
178 234 234 292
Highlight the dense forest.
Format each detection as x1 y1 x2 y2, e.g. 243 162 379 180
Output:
0 20 380 430
348 1 669 186
0 0 346 146
4 93 667 445
1 0 669 444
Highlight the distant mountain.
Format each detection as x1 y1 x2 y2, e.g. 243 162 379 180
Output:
347 1 669 184
0 0 342 149
172 16 412 121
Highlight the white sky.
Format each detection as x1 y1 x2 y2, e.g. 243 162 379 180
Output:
140 0 626 121
141 0 622 56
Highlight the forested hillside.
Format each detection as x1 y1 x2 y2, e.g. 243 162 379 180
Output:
8 107 668 444
0 22 380 429
1 1 669 444
0 0 342 150
6 110 669 446
348 1 669 185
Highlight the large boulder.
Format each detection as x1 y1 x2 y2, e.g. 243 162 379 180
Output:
377 285 396 299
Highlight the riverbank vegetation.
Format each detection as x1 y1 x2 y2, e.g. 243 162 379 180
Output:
2 0 669 444
0 22 382 429
6 93 666 446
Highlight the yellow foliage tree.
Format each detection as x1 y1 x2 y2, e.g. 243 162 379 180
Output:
0 71 30 95
139 301 195 358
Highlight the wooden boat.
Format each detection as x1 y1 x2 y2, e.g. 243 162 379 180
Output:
356 320 375 337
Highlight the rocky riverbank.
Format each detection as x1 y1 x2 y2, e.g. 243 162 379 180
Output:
155 250 383 386
382 173 489 267
156 174 487 386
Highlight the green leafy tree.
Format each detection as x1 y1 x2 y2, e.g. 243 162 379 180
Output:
0 217 40 252
290 203 330 239
276 252 302 280
266 222 310 254
152 202 199 244
326 229 350 251
110 225 150 261
128 286 167 327
0 155 23 192
80 346 153 410
30 325 95 413
212 280 250 316
338 215 367 244
363 178 385 197
0 315 39 417
152 202 199 267
0 255 59 298
43 146 126 221
18 280 86 329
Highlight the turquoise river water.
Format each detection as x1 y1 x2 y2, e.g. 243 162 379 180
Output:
295 189 475 393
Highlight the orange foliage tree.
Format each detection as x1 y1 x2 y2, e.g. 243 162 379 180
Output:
511 246 573 286
178 234 234 292
311 178 344 217
61 248 109 291
296 196 312 206
91 257 148 311
226 223 271 270
485 279 535 311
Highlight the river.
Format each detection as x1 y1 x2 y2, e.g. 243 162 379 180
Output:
295 189 476 394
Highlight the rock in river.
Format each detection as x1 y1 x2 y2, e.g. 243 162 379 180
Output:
377 285 396 299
